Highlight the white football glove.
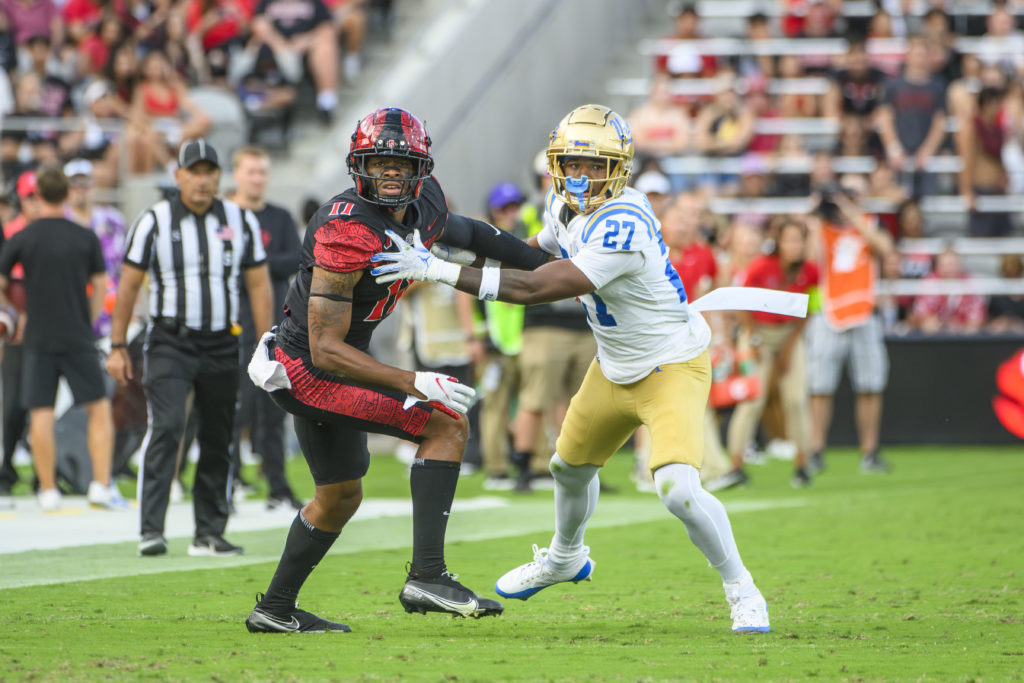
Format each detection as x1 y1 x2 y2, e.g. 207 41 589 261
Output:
403 371 476 418
371 229 461 286
429 243 478 266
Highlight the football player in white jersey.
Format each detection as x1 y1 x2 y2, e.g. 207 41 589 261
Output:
371 104 770 633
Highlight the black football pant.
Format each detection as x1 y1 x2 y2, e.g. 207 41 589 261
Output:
0 343 26 491
139 326 239 538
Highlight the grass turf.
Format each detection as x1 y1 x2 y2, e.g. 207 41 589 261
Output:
1 446 1021 681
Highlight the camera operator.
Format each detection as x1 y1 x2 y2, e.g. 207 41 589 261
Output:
805 183 894 475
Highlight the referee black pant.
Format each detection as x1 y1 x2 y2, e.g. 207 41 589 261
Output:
139 324 239 538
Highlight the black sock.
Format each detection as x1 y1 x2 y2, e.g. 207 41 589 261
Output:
409 459 460 577
512 450 532 475
260 512 339 614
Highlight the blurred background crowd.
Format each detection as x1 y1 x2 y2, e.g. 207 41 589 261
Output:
0 0 1021 508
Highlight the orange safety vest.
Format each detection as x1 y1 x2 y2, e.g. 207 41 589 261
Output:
820 221 876 330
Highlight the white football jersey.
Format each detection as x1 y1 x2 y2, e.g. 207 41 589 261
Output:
536 187 711 384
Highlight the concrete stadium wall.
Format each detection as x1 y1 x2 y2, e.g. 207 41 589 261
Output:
311 0 664 216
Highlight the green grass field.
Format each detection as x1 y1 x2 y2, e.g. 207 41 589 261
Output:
1 446 1022 682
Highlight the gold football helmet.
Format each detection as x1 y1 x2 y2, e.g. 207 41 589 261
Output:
547 104 634 213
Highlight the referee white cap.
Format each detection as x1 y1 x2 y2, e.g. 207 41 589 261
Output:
178 138 220 169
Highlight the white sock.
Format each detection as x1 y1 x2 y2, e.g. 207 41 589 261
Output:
654 463 747 582
316 90 338 111
546 453 600 569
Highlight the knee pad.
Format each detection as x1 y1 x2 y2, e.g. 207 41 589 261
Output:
549 453 599 490
654 463 701 521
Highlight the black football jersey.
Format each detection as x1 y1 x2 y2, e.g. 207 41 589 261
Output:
278 176 449 355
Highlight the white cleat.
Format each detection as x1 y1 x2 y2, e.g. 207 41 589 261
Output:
729 591 770 634
37 488 62 511
87 481 132 510
494 544 595 600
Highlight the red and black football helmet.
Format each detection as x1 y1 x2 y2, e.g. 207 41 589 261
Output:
347 107 434 209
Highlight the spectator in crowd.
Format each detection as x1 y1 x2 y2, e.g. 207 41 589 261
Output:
717 219 763 287
656 3 717 80
957 86 1015 237
0 165 122 510
0 7 17 72
628 73 691 160
632 168 672 217
694 74 755 161
0 171 36 510
62 0 135 45
63 80 125 189
877 249 913 333
987 254 1024 334
17 34 72 118
0 0 63 47
127 50 211 174
876 35 948 197
63 157 126 339
106 139 273 557
866 8 904 77
105 40 140 107
805 188 893 474
978 3 1024 80
824 36 887 120
230 42 298 137
869 163 910 238
724 218 817 488
184 0 252 84
326 0 365 84
776 54 821 118
909 247 987 334
733 12 774 81
476 181 527 490
250 0 339 122
224 146 303 512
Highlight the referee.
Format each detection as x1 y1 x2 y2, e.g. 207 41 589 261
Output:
106 139 273 557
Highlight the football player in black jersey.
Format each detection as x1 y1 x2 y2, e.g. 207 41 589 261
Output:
245 107 550 633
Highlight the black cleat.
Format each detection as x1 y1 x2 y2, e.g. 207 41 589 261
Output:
791 467 811 488
399 571 504 618
808 451 825 474
705 468 749 492
138 532 168 556
860 451 890 474
245 595 351 633
188 534 244 557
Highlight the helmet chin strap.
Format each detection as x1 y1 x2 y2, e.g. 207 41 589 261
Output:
565 175 589 212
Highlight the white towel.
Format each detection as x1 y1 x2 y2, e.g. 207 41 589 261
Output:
690 287 809 318
248 332 292 391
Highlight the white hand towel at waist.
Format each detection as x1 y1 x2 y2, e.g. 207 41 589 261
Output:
248 331 292 391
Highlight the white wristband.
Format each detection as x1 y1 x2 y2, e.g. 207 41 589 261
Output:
483 257 500 269
478 266 501 301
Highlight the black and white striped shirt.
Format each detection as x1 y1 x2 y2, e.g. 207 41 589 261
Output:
124 195 267 332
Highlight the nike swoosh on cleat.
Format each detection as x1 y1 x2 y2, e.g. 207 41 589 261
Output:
256 611 301 631
403 586 478 615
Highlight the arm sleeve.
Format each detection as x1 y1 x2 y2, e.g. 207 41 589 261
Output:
123 209 157 269
240 209 268 268
441 213 549 271
313 218 383 273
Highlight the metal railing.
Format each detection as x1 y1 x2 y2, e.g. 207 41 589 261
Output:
639 36 1024 58
707 194 1024 215
659 154 965 175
